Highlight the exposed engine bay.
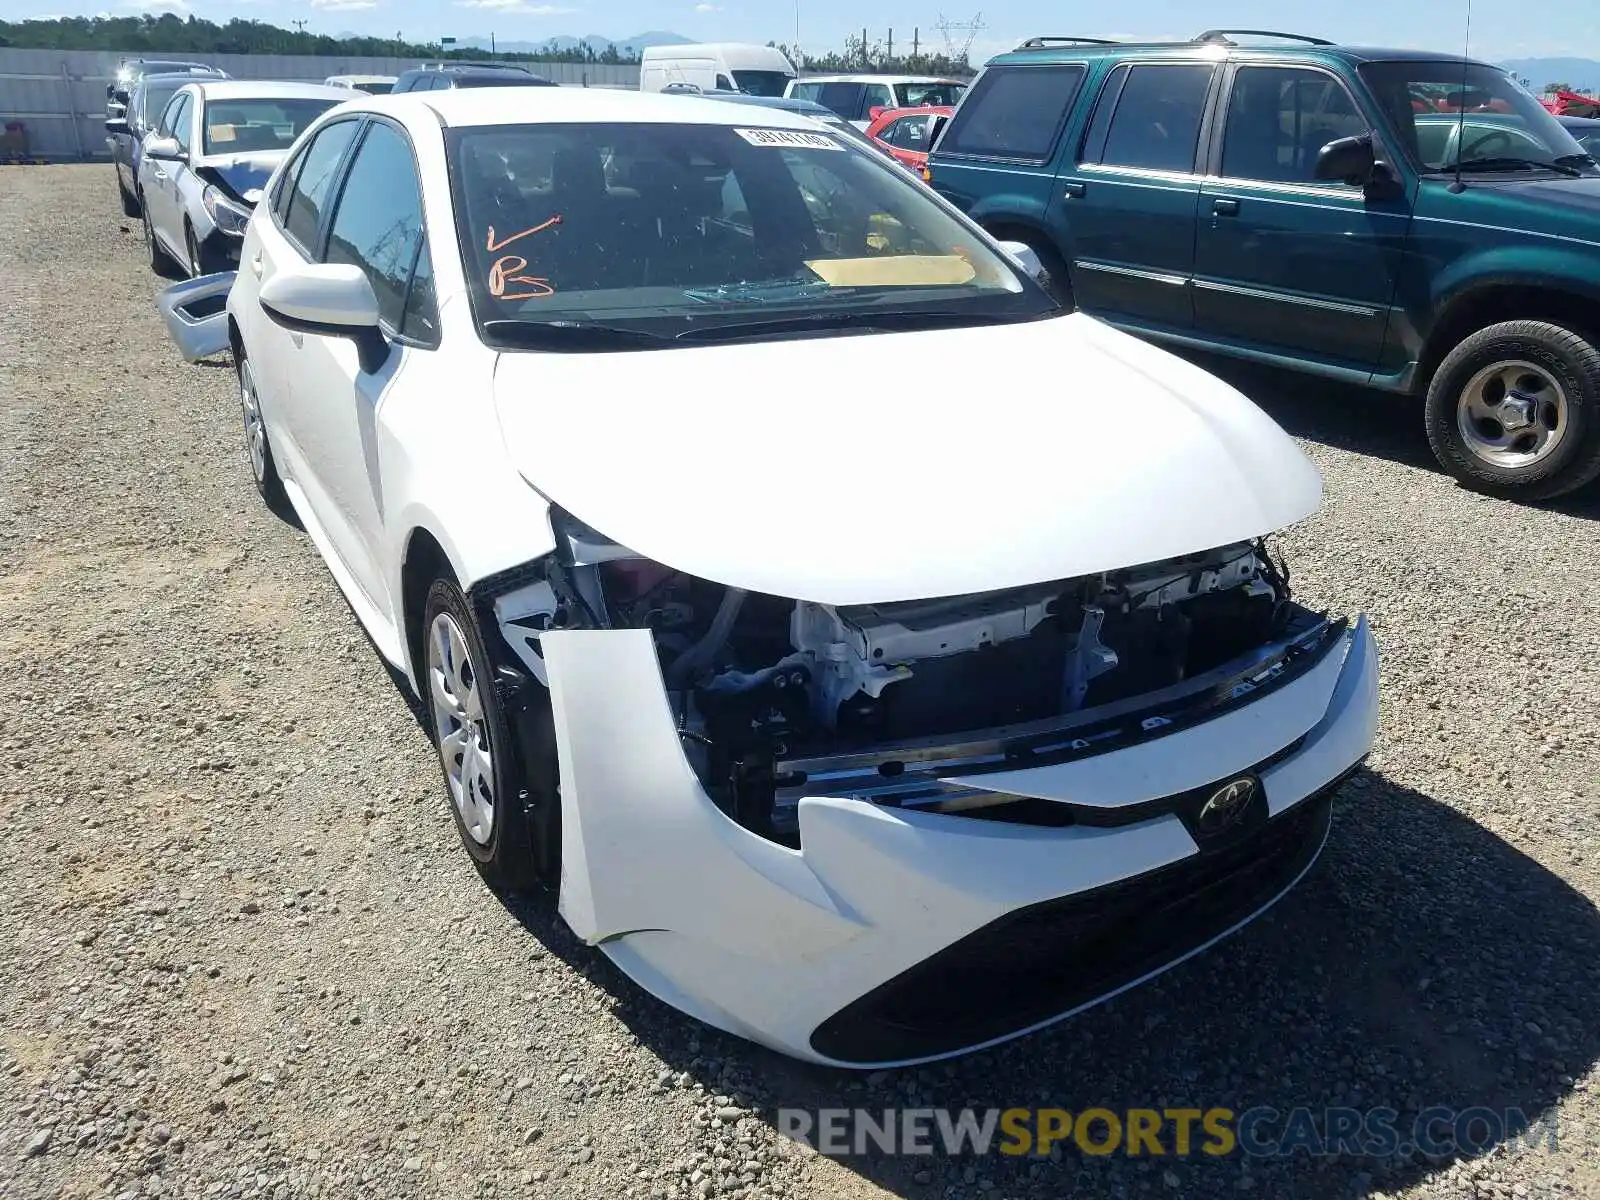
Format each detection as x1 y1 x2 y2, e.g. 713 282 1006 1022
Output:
497 513 1329 846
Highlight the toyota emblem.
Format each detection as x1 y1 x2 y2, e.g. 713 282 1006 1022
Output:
1197 777 1258 834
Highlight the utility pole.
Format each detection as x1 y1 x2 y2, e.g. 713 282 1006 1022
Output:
861 26 868 67
912 27 920 59
490 31 496 59
290 18 306 33
887 28 893 61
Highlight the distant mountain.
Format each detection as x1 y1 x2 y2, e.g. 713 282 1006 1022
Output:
458 31 692 57
1499 57 1600 92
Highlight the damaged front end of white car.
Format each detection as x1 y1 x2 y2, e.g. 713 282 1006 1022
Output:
479 498 1377 1068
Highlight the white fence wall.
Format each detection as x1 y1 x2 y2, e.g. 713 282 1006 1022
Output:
0 48 641 160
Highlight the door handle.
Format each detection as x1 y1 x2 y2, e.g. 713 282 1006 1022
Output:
249 252 263 280
1213 198 1241 216
1062 180 1086 199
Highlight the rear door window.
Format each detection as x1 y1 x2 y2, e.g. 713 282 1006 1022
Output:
937 65 1088 161
1088 63 1214 173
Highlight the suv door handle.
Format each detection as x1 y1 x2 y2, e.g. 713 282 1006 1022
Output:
249 251 263 280
1213 198 1241 216
1063 180 1086 199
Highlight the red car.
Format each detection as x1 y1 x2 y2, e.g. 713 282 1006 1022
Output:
865 105 954 175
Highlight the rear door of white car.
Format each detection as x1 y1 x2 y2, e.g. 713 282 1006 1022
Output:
254 115 439 615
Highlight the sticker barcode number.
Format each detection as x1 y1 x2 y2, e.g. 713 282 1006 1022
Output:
734 127 845 151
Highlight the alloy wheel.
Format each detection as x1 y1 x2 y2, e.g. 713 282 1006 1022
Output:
238 360 266 484
1457 358 1569 469
427 611 496 846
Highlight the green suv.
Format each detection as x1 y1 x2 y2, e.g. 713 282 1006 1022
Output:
928 30 1600 500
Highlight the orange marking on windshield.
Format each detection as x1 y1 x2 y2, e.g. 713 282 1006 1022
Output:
485 215 562 253
488 255 554 301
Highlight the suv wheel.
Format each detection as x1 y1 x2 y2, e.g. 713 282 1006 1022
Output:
1425 320 1600 501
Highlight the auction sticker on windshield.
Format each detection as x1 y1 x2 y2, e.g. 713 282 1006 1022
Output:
734 128 844 150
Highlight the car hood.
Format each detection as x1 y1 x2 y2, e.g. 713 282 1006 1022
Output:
491 312 1323 605
193 152 286 204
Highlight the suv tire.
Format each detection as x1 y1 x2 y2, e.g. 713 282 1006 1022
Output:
1425 320 1600 501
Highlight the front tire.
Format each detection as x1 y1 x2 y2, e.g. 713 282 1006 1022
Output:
422 578 541 891
1425 320 1600 501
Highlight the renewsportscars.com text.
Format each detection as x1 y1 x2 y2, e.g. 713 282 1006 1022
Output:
778 1106 1558 1159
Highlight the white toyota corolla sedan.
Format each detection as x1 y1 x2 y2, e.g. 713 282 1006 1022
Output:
157 87 1379 1068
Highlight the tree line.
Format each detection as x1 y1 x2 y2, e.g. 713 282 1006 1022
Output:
0 15 975 75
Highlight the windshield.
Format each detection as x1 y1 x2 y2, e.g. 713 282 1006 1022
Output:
202 97 341 155
896 82 965 107
449 121 1048 347
732 70 792 97
1361 61 1595 172
353 81 394 94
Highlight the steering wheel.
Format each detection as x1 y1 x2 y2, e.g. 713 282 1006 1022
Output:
1459 129 1514 161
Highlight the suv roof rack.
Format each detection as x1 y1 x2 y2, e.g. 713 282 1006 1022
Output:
1193 29 1334 47
1016 36 1122 49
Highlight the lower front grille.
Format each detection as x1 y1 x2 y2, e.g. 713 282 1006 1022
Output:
809 792 1333 1065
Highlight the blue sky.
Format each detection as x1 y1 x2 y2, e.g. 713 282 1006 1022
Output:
16 0 1600 63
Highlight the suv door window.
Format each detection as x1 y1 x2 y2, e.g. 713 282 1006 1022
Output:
1220 66 1369 183
281 118 360 255
1091 63 1213 173
323 121 432 335
938 65 1087 161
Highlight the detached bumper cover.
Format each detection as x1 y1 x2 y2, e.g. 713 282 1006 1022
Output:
541 616 1378 1067
156 271 235 362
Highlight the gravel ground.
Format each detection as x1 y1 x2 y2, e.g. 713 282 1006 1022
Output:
2 164 1599 1200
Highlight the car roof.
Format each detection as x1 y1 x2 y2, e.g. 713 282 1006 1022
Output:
692 91 833 114
363 87 831 130
796 74 965 84
410 62 536 74
187 81 354 103
134 69 227 87
988 35 1493 72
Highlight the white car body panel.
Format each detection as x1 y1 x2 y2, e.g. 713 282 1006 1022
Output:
149 87 1382 1067
494 313 1322 606
542 617 1377 1066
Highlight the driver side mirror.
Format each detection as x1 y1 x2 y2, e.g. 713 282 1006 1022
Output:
143 134 182 161
105 116 130 135
1314 134 1377 184
259 263 390 374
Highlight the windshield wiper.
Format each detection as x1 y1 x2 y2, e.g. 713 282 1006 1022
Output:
480 318 672 351
1554 152 1597 170
683 278 835 305
1437 156 1584 178
673 309 1040 344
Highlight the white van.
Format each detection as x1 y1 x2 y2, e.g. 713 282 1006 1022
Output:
638 43 796 97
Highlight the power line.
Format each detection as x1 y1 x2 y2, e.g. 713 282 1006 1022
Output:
935 11 986 61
